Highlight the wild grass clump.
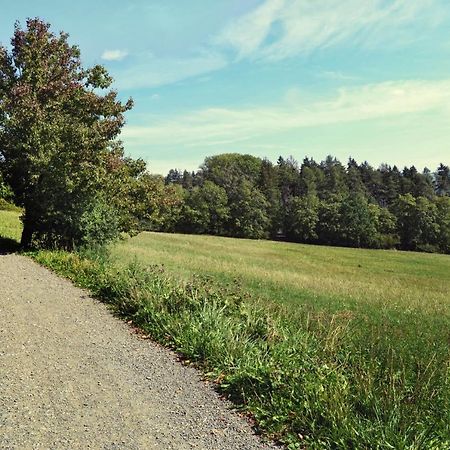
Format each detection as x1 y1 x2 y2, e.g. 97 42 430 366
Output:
0 198 22 212
31 249 450 449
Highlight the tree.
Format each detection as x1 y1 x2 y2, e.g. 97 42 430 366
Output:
346 158 367 196
0 19 133 248
434 164 450 196
179 181 229 235
371 204 399 249
317 194 343 245
285 194 319 243
165 168 183 185
320 155 348 198
338 193 378 248
201 153 263 192
132 174 184 232
259 158 282 237
434 196 450 253
378 164 401 206
393 194 439 251
228 180 270 239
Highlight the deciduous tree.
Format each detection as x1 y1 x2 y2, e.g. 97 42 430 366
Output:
0 19 133 248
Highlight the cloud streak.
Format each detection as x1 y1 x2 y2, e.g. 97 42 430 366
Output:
114 51 227 90
107 1 445 89
218 0 445 60
101 49 128 61
121 79 450 148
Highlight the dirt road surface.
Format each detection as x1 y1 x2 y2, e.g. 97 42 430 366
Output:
0 254 274 450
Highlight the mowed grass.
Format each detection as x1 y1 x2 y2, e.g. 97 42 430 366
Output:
0 209 22 249
113 231 450 316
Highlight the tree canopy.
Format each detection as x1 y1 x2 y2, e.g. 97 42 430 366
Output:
164 154 450 254
0 19 134 248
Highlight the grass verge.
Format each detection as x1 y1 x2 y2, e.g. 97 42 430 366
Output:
29 248 450 449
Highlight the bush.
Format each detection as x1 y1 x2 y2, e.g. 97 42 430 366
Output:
77 198 120 249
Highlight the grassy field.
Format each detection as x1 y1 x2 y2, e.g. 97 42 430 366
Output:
0 209 22 242
0 208 22 251
112 232 450 446
113 231 450 316
112 231 450 348
1 212 449 448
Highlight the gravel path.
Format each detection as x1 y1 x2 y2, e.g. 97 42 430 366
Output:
0 254 274 450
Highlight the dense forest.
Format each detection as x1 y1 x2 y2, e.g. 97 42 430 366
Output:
153 154 450 254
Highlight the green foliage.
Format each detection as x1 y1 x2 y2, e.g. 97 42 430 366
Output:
164 153 449 254
393 194 439 251
132 174 184 232
180 181 229 234
0 172 14 202
31 246 450 449
370 204 399 249
228 180 270 239
201 153 263 190
0 19 133 249
338 193 379 247
434 196 450 253
435 164 450 196
77 198 120 249
317 195 343 245
285 194 319 242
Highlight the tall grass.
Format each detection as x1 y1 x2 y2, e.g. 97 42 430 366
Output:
31 249 450 449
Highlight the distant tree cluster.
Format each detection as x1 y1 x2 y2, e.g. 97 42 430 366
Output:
163 154 450 254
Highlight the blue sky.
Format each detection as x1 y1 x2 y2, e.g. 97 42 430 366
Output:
1 1 449 174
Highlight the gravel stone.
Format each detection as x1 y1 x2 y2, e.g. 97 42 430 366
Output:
0 254 275 449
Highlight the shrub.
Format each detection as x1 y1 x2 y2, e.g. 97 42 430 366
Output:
77 198 120 249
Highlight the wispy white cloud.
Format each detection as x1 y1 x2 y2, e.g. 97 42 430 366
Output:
121 79 450 148
114 50 227 89
218 0 445 60
106 1 445 89
101 49 128 61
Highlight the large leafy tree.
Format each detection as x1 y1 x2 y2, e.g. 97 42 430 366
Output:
434 164 450 196
0 19 133 248
393 194 439 251
179 181 229 235
285 194 319 243
228 179 270 239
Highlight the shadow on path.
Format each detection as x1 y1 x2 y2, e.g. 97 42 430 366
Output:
0 236 20 255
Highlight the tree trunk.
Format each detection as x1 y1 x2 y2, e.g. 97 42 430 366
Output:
20 218 33 249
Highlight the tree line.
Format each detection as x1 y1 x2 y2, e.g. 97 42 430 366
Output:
159 154 450 254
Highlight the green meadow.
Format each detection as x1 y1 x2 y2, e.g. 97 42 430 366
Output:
113 231 450 316
114 232 450 447
0 208 22 249
2 211 449 448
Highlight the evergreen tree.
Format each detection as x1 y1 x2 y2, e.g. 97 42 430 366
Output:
434 164 450 196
